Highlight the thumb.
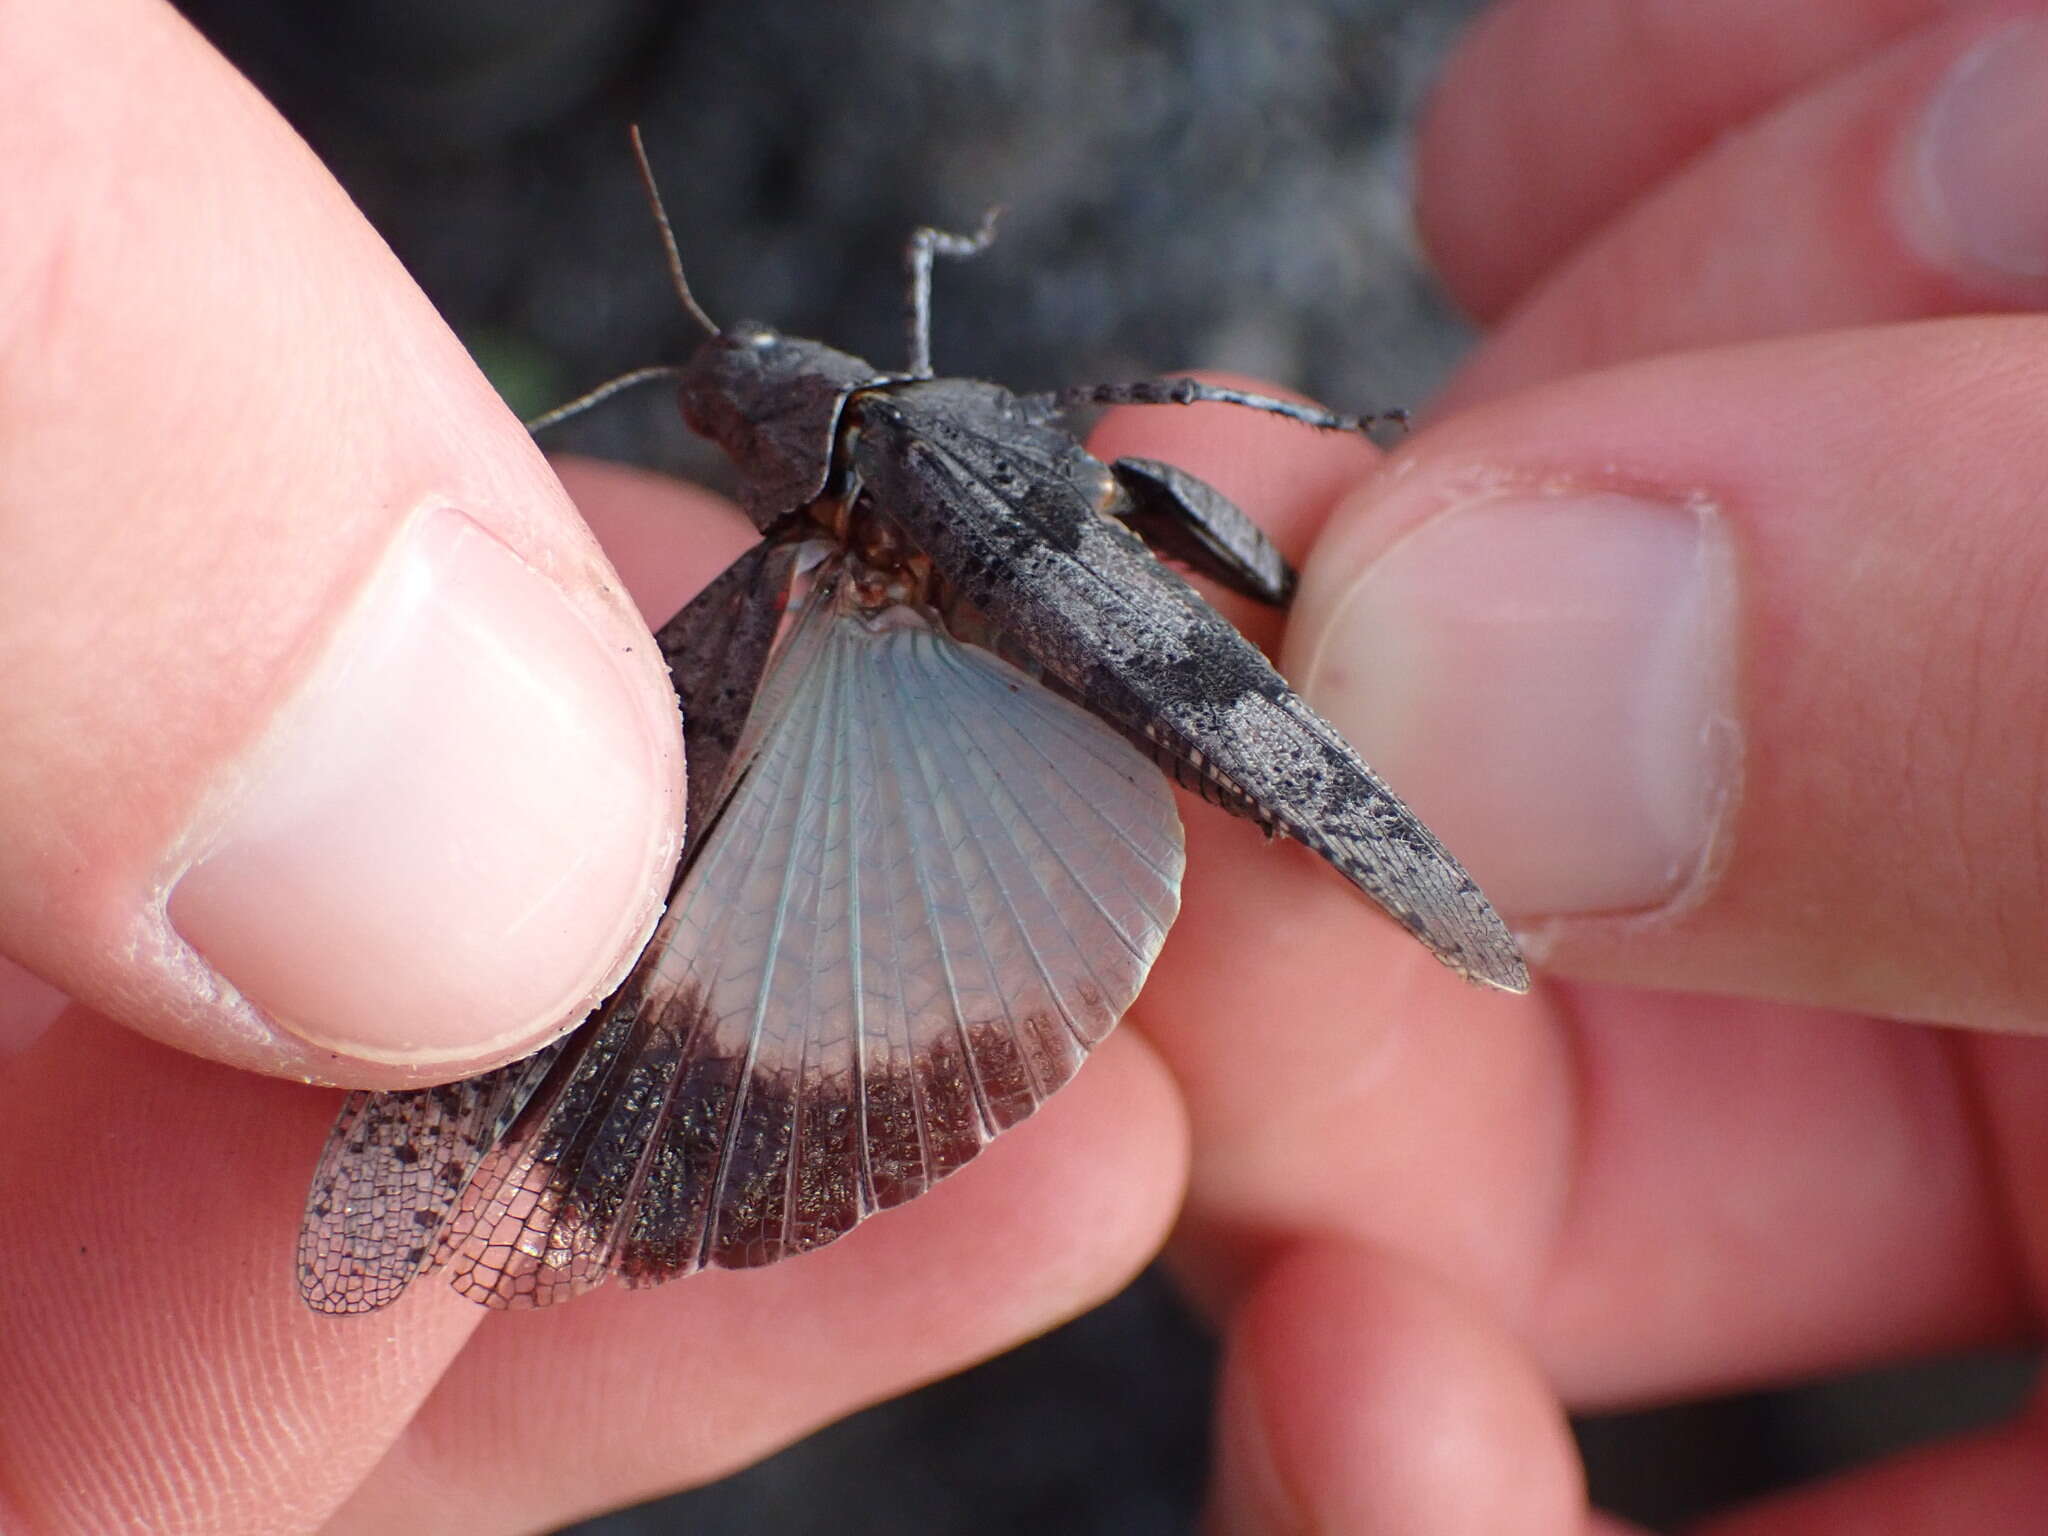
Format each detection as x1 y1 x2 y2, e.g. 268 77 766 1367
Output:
0 0 683 1086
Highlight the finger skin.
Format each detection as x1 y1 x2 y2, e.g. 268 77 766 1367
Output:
549 456 762 622
0 1011 484 1534
1151 796 2016 1410
0 953 69 1053
0 0 682 1085
0 1008 1184 1535
1696 1413 2048 1535
1207 1242 1584 1536
1306 318 2048 1033
1418 0 1941 321
1437 6 2048 410
1095 368 2026 1416
1529 994 2018 1406
323 1031 1187 1533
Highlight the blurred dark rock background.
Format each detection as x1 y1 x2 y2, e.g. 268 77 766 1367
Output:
177 0 1476 488
171 1 2036 1528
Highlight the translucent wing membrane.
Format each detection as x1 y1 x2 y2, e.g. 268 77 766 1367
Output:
298 1042 570 1312
300 570 1184 1311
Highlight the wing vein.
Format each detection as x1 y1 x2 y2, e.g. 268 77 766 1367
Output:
919 637 1117 1063
703 615 846 1267
875 631 1000 1139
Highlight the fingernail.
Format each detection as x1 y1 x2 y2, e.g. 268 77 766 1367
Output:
169 507 675 1066
1905 19 2048 285
1299 491 1736 919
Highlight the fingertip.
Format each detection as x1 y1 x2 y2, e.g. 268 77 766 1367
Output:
549 455 758 628
1209 1242 1583 1536
1410 0 1529 323
164 506 681 1078
1413 0 1949 329
1436 7 2048 412
1289 477 1739 928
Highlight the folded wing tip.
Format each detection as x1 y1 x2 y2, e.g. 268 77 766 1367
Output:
1467 943 1531 995
1432 904 1529 995
1371 871 1528 996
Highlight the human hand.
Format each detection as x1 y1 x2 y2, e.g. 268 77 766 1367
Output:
1108 3 2048 1531
0 3 1184 1529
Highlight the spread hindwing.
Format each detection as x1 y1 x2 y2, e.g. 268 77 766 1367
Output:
298 570 1185 1311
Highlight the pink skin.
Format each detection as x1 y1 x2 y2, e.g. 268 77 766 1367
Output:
0 0 682 1086
11 0 2048 1530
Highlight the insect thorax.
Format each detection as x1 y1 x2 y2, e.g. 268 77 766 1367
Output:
802 490 943 617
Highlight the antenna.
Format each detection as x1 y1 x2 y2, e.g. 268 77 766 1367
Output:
522 127 719 434
630 125 718 337
523 364 688 434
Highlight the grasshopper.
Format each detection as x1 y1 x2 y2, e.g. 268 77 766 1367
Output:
300 133 1524 1313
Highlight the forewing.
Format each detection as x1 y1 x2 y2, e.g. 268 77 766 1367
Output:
297 1041 570 1313
654 539 798 852
426 574 1184 1306
853 383 1526 992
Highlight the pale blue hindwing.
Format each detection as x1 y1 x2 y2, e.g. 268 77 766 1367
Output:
411 571 1185 1307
